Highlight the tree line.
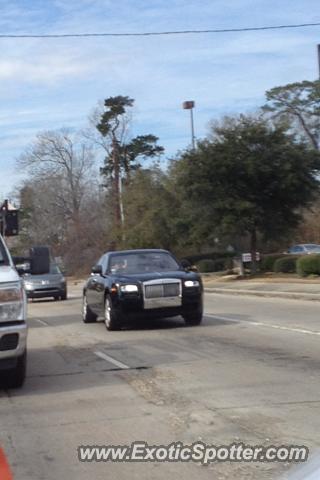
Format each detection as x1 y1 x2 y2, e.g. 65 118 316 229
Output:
15 80 320 273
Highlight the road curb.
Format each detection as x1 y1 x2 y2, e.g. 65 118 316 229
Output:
204 287 320 302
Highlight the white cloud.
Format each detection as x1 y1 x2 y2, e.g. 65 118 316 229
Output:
0 56 91 84
1 0 320 195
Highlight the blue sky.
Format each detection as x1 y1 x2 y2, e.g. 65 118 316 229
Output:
0 0 320 197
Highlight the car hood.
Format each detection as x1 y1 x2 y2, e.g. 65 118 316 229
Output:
112 271 200 283
0 265 20 283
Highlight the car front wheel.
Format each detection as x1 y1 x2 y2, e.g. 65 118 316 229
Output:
4 350 27 389
82 294 97 323
183 310 203 326
60 290 67 301
104 295 121 331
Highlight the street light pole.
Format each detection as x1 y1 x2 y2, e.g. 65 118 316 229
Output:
182 101 196 149
317 44 320 80
190 107 195 150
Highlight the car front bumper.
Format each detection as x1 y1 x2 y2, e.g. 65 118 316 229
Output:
0 321 27 369
112 289 203 319
25 286 66 299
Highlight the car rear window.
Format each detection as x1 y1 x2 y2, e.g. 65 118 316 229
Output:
50 264 62 274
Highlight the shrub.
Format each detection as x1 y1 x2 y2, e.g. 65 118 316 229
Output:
186 251 235 264
296 254 320 277
273 256 297 273
196 258 231 273
260 254 286 272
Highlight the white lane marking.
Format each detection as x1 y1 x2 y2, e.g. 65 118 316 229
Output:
35 318 49 326
206 314 320 337
94 351 130 370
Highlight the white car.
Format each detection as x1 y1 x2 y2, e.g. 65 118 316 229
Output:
288 244 320 255
0 234 27 388
0 237 50 388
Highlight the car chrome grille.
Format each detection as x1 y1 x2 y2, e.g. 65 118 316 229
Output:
143 279 182 309
145 283 180 299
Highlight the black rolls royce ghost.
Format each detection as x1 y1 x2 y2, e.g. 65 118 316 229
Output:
82 249 203 330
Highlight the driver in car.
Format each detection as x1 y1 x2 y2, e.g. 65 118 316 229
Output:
111 258 127 274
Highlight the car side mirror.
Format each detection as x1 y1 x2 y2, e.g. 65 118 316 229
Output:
30 246 50 275
181 259 199 272
180 259 198 272
15 263 31 277
180 259 191 270
12 246 50 275
91 265 103 275
13 259 31 276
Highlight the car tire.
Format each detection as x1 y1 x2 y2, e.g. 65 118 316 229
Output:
104 295 121 331
5 350 27 389
183 310 203 326
82 294 97 323
60 290 67 301
54 295 59 301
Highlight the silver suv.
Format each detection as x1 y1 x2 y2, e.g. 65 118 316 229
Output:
0 234 27 388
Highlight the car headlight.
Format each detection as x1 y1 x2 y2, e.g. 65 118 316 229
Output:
120 284 138 293
0 282 24 321
184 280 200 288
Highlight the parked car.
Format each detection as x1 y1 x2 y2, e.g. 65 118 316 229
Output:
23 264 67 300
82 249 203 330
287 244 320 255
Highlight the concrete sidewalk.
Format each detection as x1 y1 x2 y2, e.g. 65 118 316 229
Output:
204 278 320 301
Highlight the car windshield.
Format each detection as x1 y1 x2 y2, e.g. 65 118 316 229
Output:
109 252 180 274
50 264 62 274
0 237 9 266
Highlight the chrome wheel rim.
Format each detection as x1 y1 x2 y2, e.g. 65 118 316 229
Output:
105 298 111 327
82 296 87 319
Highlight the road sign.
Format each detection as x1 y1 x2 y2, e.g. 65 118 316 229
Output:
242 252 260 263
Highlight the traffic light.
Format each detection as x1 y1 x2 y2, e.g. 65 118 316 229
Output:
0 200 19 236
4 210 19 236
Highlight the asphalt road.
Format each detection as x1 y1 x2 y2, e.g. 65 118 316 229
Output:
1 288 320 480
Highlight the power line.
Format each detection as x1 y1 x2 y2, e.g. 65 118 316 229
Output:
0 22 319 39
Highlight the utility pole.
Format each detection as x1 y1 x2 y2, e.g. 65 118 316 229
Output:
318 44 320 80
182 101 196 150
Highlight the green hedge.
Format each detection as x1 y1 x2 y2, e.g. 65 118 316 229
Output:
186 251 235 264
273 256 297 273
259 254 286 272
296 254 320 277
196 258 233 273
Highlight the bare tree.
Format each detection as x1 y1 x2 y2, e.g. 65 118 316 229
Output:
17 129 109 272
19 129 96 228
